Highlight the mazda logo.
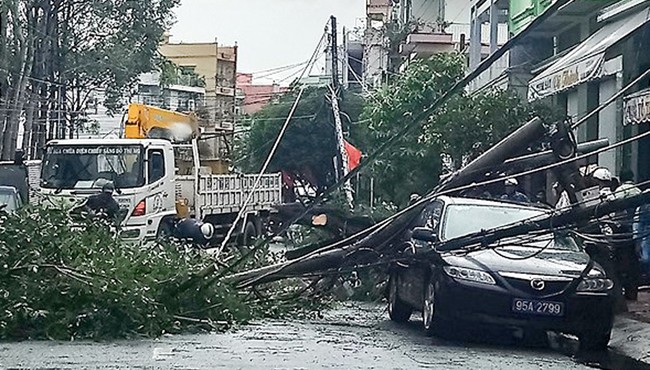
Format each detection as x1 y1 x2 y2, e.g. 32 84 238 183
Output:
531 279 545 291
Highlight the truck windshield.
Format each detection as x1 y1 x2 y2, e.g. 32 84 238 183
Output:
41 145 144 190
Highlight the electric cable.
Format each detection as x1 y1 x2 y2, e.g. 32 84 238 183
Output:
214 26 328 257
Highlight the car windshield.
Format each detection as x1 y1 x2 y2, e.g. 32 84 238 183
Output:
441 203 544 241
41 145 144 190
0 190 20 211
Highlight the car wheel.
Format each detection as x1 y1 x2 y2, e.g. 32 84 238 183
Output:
388 274 412 323
579 328 611 351
422 279 438 336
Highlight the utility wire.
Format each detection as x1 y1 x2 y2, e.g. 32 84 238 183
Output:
215 86 306 259
253 0 576 247
225 1 579 283
570 67 650 130
215 26 328 257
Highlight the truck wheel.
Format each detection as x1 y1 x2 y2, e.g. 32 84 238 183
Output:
241 221 257 247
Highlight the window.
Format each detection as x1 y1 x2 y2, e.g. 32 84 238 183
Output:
148 150 165 184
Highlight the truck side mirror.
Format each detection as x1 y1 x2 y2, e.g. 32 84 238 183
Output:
412 227 437 242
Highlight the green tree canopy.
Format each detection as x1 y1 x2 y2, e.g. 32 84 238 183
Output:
236 87 364 192
0 0 179 159
359 53 563 206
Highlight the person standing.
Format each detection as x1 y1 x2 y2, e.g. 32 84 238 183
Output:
501 178 530 203
637 202 650 285
614 169 642 300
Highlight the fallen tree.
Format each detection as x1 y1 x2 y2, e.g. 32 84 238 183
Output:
0 206 330 340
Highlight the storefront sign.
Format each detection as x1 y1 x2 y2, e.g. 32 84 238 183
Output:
624 89 650 125
528 53 605 101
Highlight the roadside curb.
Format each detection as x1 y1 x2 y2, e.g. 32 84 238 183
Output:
610 316 650 364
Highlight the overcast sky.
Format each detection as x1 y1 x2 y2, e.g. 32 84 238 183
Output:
170 0 366 84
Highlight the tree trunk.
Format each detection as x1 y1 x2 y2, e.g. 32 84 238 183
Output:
2 0 36 160
0 0 11 156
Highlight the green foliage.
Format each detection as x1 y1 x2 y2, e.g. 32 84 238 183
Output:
237 87 365 191
0 206 327 340
360 54 563 206
358 54 466 205
65 0 181 113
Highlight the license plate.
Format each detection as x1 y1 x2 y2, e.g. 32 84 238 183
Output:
512 298 564 317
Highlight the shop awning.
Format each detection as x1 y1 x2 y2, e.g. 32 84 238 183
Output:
624 88 650 125
528 6 650 101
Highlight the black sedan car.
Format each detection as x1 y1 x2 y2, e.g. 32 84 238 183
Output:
387 196 615 351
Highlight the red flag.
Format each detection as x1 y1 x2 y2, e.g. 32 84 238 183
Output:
344 140 362 171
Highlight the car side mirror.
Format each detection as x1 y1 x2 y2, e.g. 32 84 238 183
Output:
412 227 437 242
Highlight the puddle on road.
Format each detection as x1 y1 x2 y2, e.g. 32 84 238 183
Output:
549 332 650 370
381 316 650 370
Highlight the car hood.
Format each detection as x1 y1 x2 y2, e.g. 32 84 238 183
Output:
443 246 591 278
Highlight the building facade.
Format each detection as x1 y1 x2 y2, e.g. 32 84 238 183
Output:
236 73 288 116
159 38 239 167
136 72 205 112
472 0 650 182
159 38 238 127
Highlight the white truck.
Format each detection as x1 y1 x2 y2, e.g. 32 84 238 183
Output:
36 104 283 245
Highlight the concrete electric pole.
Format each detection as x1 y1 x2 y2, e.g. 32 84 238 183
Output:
329 15 354 207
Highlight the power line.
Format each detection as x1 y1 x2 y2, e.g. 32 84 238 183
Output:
215 25 329 256
229 0 581 283
247 61 310 75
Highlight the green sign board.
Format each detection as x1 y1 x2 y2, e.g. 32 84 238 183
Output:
509 0 556 35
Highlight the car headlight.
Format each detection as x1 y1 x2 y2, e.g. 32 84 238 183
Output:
576 267 614 292
576 278 614 292
443 266 496 285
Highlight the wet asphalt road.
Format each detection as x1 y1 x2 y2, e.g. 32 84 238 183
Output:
1 303 650 370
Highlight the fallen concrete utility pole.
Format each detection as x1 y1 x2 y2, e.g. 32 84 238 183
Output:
231 190 650 287
436 191 650 252
501 139 609 171
227 117 572 287
437 117 545 192
228 121 643 288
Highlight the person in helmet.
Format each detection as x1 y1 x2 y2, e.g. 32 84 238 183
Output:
500 178 529 203
591 167 615 199
84 182 120 220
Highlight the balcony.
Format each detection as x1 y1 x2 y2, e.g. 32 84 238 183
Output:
399 33 455 58
367 0 391 22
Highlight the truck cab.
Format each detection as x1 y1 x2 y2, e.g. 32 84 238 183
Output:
37 103 283 246
39 139 178 242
